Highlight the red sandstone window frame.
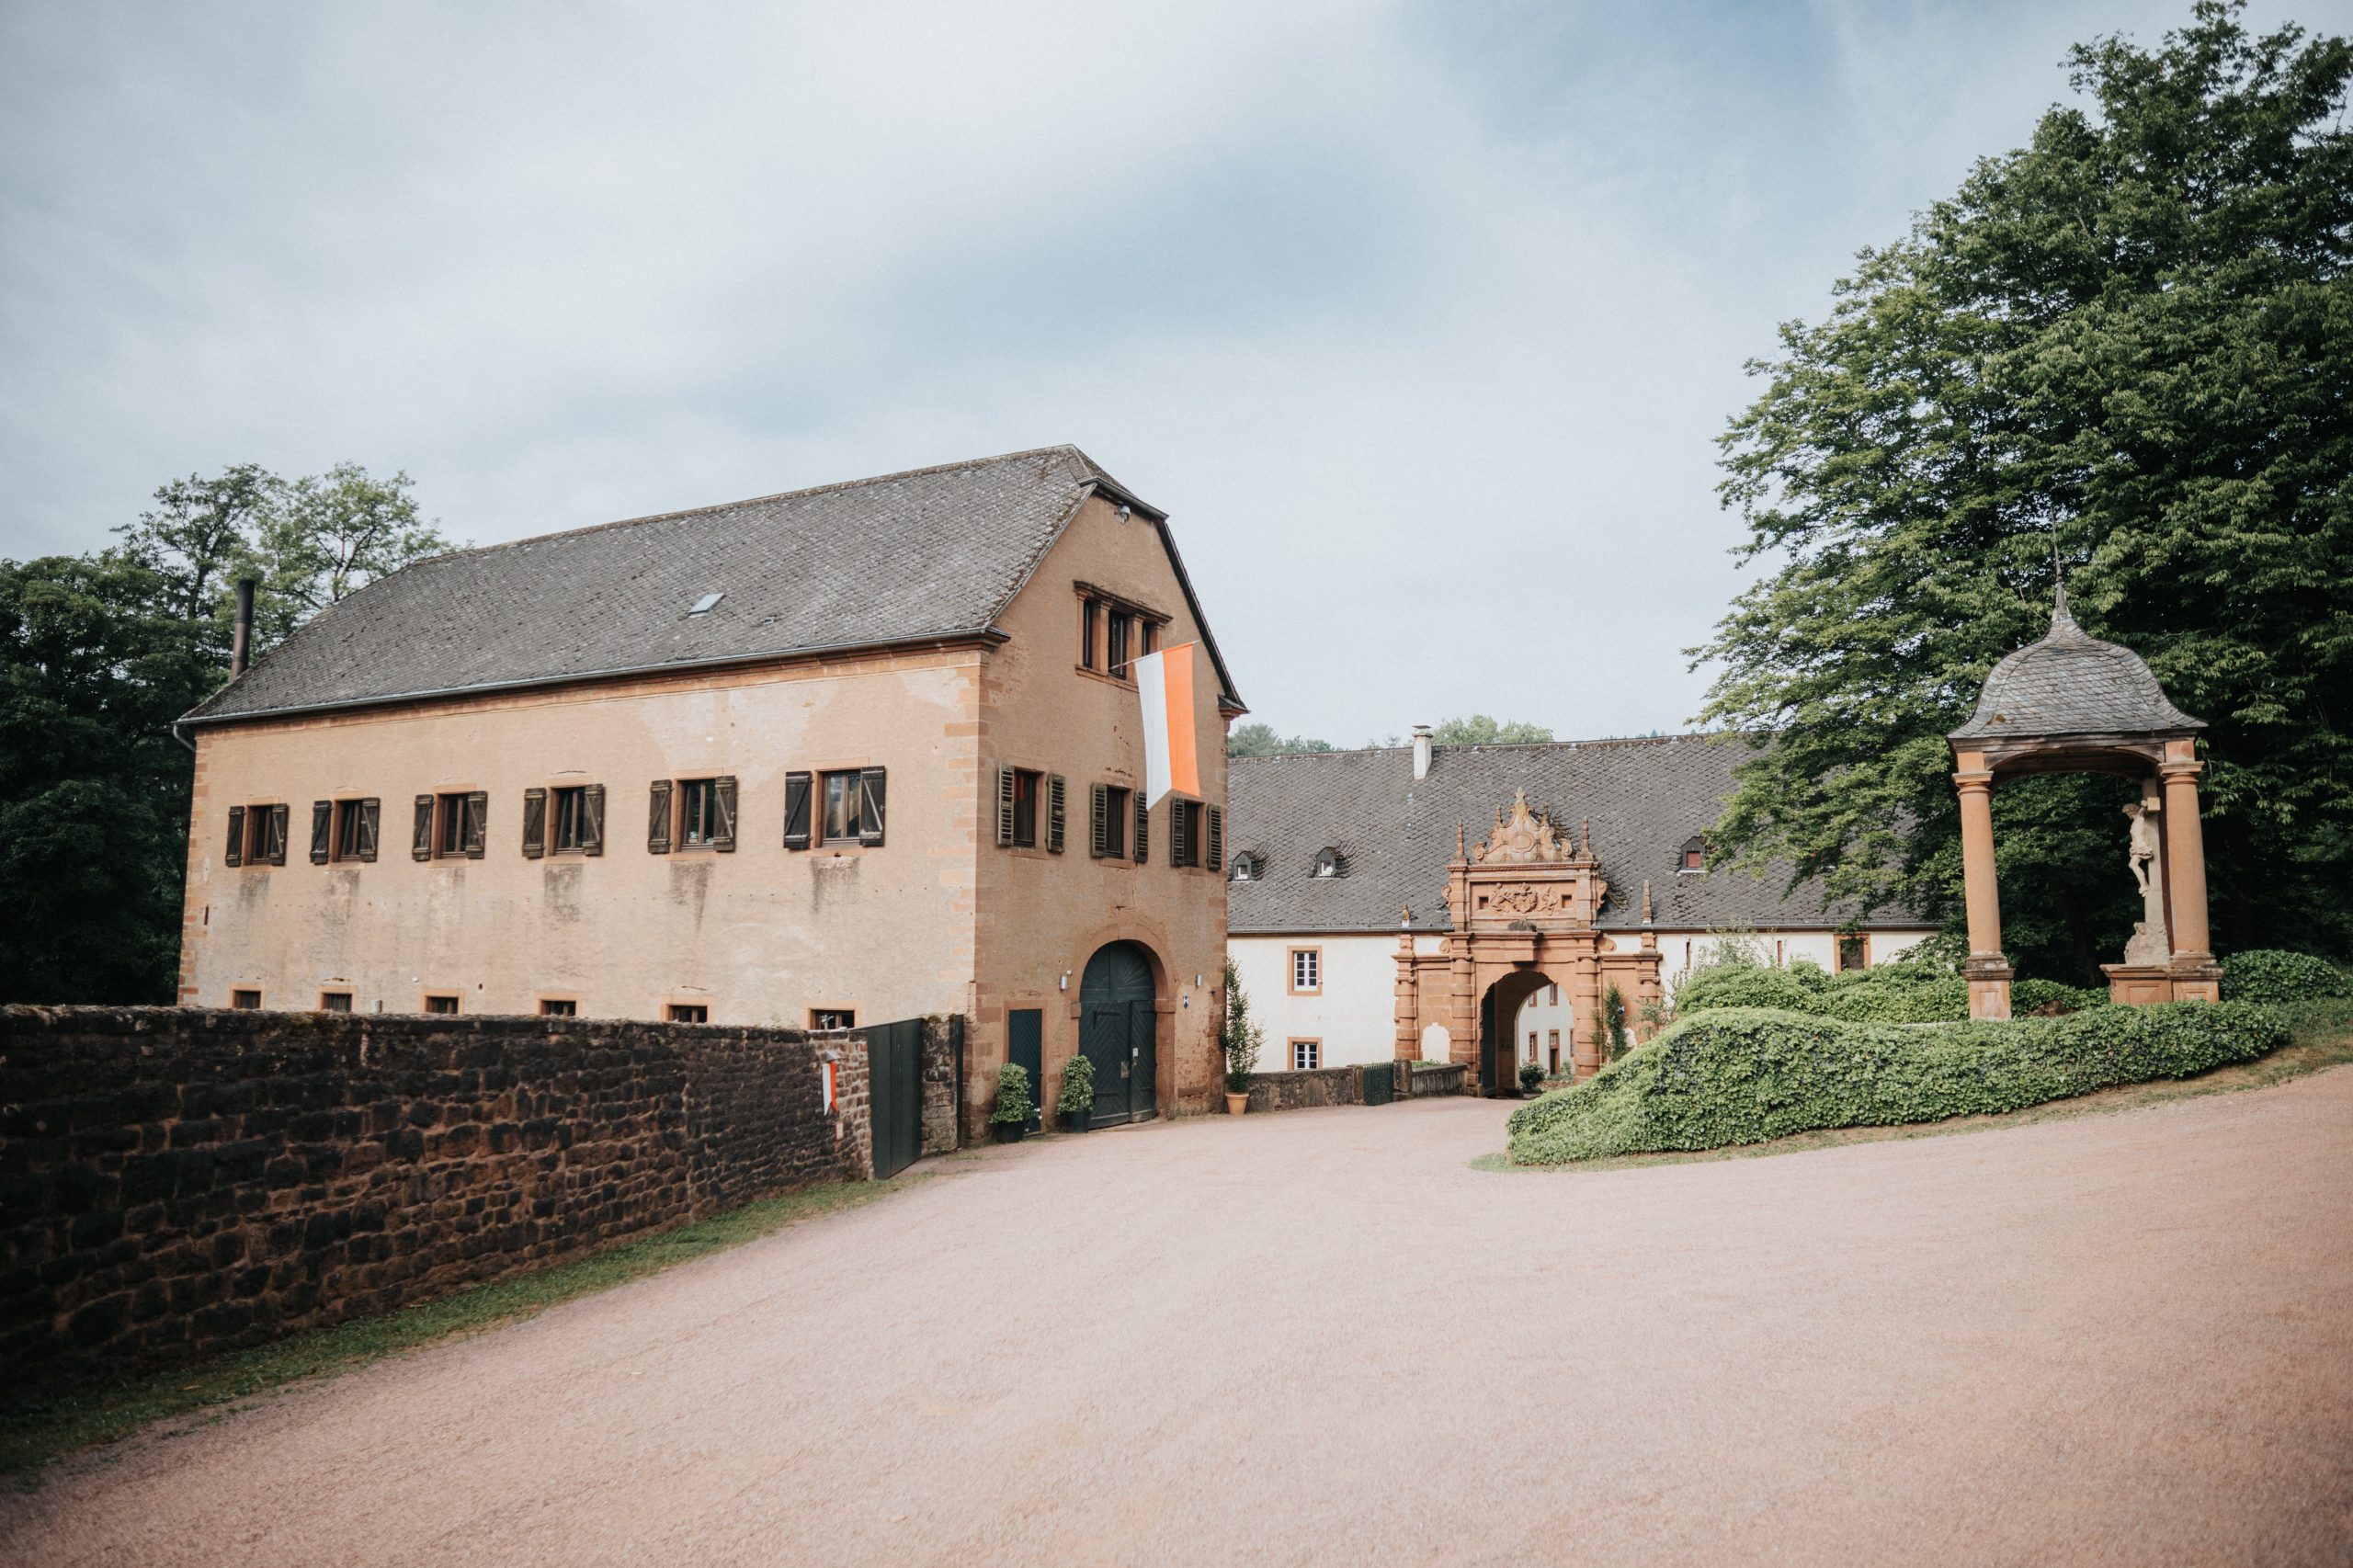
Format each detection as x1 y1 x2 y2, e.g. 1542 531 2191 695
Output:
1289 1038 1321 1071
318 990 353 1013
1287 947 1322 995
665 1002 710 1024
232 988 263 1009
421 993 460 1015
810 1006 857 1030
538 996 579 1017
1074 584 1172 688
1836 934 1870 973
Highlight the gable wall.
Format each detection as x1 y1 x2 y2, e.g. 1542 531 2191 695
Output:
971 493 1232 1129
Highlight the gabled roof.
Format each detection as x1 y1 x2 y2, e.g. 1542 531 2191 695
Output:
1949 585 2200 743
184 445 1243 725
1227 735 1926 935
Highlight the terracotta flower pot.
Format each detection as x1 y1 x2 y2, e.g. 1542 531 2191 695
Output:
1225 1092 1249 1116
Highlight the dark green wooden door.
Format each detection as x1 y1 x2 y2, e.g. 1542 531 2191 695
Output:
1007 1008 1043 1132
1079 942 1157 1127
868 1017 922 1179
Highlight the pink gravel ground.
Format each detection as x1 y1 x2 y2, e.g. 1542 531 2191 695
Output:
5 1070 2352 1566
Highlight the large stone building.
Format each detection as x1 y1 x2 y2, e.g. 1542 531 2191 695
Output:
1228 731 1937 1092
175 446 1245 1133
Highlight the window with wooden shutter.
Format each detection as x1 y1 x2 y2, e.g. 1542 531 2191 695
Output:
1089 783 1108 858
580 784 604 856
357 798 381 862
265 803 290 866
1171 799 1194 868
996 765 1016 846
310 801 332 864
782 772 812 849
711 776 738 850
1045 774 1064 854
225 805 246 868
1132 791 1149 864
859 767 887 848
1206 805 1223 871
461 791 487 858
648 779 673 854
522 788 548 858
413 795 433 860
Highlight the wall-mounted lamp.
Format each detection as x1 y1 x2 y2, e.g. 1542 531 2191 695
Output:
1060 971 1071 992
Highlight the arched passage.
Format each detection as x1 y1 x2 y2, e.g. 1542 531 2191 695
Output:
1078 940 1159 1127
1479 970 1556 1095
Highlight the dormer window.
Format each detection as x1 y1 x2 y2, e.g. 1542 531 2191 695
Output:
1679 836 1706 873
1229 851 1261 882
1313 847 1346 879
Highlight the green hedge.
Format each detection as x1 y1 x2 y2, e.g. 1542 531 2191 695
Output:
2011 977 2109 1015
1681 958 1969 1023
2222 949 2352 1004
1506 1001 2288 1165
1676 963 1819 1014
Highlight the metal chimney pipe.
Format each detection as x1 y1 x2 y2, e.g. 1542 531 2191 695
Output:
1412 724 1433 781
231 577 256 677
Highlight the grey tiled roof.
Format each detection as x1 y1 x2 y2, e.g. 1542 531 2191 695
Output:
1949 588 2201 742
1228 735 1923 936
187 446 1242 723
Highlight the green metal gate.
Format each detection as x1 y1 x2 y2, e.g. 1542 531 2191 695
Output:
867 1018 923 1180
1362 1062 1395 1106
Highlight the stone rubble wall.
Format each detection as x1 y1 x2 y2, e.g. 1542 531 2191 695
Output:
0 1006 872 1385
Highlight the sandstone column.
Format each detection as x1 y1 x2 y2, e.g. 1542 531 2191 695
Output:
1953 754 2011 1020
1572 949 1603 1078
1392 931 1420 1066
2159 744 2216 1001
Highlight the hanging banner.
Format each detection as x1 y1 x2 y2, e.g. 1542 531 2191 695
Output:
1134 642 1200 807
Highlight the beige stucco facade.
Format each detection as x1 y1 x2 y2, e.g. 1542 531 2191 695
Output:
179 492 1237 1132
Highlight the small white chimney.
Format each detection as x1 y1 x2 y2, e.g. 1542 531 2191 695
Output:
1411 724 1432 781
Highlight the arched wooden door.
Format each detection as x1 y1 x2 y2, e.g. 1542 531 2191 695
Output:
1079 941 1158 1127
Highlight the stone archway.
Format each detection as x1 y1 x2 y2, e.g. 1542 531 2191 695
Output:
1392 792 1664 1088
1949 586 2219 1017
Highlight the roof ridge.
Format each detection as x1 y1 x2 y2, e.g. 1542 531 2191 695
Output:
1230 730 1733 766
418 444 1099 565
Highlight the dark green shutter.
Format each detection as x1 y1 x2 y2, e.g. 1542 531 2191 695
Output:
782 772 812 849
413 795 434 860
225 805 245 868
1172 801 1192 868
859 767 887 848
1046 774 1064 854
310 801 332 864
1089 783 1108 858
648 779 673 853
358 799 381 862
522 788 547 859
581 784 605 856
267 803 290 865
1132 792 1149 864
996 766 1017 847
711 776 738 851
462 791 487 858
1207 805 1223 871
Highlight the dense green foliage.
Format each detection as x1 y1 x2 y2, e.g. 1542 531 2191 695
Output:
2011 977 2110 1015
1054 1053 1096 1118
0 466 452 1003
1677 962 1820 1014
1428 715 1553 746
2221 949 2353 1002
1506 1001 2289 1164
1697 5 2353 977
1226 723 1336 758
990 1062 1034 1125
1517 1061 1546 1094
1679 956 1974 1022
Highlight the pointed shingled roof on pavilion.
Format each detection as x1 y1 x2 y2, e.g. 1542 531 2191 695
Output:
1949 585 2202 743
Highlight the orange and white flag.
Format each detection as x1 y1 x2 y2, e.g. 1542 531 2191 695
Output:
1134 642 1200 807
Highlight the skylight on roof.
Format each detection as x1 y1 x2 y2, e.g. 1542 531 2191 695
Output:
688 592 724 617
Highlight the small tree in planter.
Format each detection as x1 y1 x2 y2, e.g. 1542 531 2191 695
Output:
1517 1060 1546 1096
1602 982 1631 1062
1054 1054 1096 1133
991 1062 1034 1142
1221 958 1264 1112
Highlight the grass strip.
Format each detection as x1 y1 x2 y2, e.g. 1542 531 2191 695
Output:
1 1174 911 1478
1480 1002 2353 1174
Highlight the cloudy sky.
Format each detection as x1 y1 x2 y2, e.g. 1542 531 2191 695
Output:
5 0 2343 744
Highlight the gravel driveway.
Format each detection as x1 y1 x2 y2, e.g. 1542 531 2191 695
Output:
6 1071 2352 1566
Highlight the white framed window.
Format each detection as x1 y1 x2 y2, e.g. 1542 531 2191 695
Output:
1289 947 1321 994
1290 1039 1321 1071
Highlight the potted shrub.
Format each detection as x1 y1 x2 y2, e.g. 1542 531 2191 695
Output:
1055 1054 1096 1133
990 1062 1033 1143
1517 1060 1546 1096
1220 959 1263 1114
